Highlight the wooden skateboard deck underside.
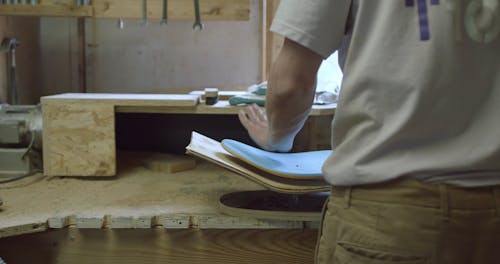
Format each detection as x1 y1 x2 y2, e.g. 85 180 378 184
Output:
186 132 330 194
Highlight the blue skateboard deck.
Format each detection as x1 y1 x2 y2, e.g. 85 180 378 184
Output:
221 139 332 180
186 132 330 194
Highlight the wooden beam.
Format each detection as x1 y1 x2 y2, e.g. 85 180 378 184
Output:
0 229 317 264
0 5 93 17
0 0 250 20
92 0 249 20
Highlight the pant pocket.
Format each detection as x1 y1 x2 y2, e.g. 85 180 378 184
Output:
334 242 428 264
315 196 332 263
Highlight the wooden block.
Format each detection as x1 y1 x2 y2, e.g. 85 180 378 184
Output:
42 103 116 176
139 152 197 173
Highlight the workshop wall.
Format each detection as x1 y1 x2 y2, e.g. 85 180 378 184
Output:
40 0 262 96
0 16 41 104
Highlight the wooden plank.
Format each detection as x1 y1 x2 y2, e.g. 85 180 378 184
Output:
42 103 116 176
92 0 250 20
0 4 93 17
136 152 198 173
41 93 200 107
0 222 48 239
0 229 317 264
0 0 250 20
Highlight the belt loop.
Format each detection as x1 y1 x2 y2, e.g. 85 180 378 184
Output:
344 186 352 209
493 188 500 218
439 185 449 221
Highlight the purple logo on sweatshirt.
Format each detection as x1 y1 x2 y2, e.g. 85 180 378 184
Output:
406 0 440 40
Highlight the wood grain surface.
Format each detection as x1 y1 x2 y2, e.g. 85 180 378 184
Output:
0 228 317 264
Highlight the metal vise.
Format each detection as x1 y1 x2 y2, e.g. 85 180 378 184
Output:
0 104 42 178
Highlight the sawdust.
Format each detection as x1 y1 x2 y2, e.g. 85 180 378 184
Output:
0 151 263 231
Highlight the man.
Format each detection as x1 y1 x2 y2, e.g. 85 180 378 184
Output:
239 0 500 263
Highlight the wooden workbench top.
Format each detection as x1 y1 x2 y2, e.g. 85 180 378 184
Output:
0 152 320 239
41 93 337 116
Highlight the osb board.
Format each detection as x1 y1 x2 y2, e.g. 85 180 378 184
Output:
42 103 116 176
41 93 200 107
0 229 317 264
186 132 330 194
0 153 320 239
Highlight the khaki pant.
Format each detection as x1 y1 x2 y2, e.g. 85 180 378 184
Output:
316 179 500 264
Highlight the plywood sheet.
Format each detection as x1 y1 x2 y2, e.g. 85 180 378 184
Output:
42 103 116 176
41 93 200 107
185 132 330 194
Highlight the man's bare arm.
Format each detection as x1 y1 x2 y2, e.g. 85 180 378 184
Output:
266 38 323 151
239 38 323 152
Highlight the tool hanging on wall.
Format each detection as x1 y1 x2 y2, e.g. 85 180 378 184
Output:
1 38 20 105
0 0 38 5
116 0 125 29
118 18 125 29
193 0 204 30
76 0 89 6
140 0 148 27
161 0 168 26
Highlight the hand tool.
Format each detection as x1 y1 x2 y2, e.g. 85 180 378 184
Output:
1 38 20 105
118 18 125 29
161 0 168 26
140 0 148 27
193 0 203 30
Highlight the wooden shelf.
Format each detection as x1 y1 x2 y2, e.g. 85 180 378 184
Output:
40 93 335 177
0 0 250 20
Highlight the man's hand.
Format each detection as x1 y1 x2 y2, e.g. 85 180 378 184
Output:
238 104 272 151
239 38 322 152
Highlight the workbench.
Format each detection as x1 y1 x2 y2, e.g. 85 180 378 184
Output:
0 153 319 263
40 93 335 177
0 93 335 263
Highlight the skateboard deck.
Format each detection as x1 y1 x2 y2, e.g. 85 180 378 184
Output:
185 132 330 194
221 139 332 179
218 190 329 221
